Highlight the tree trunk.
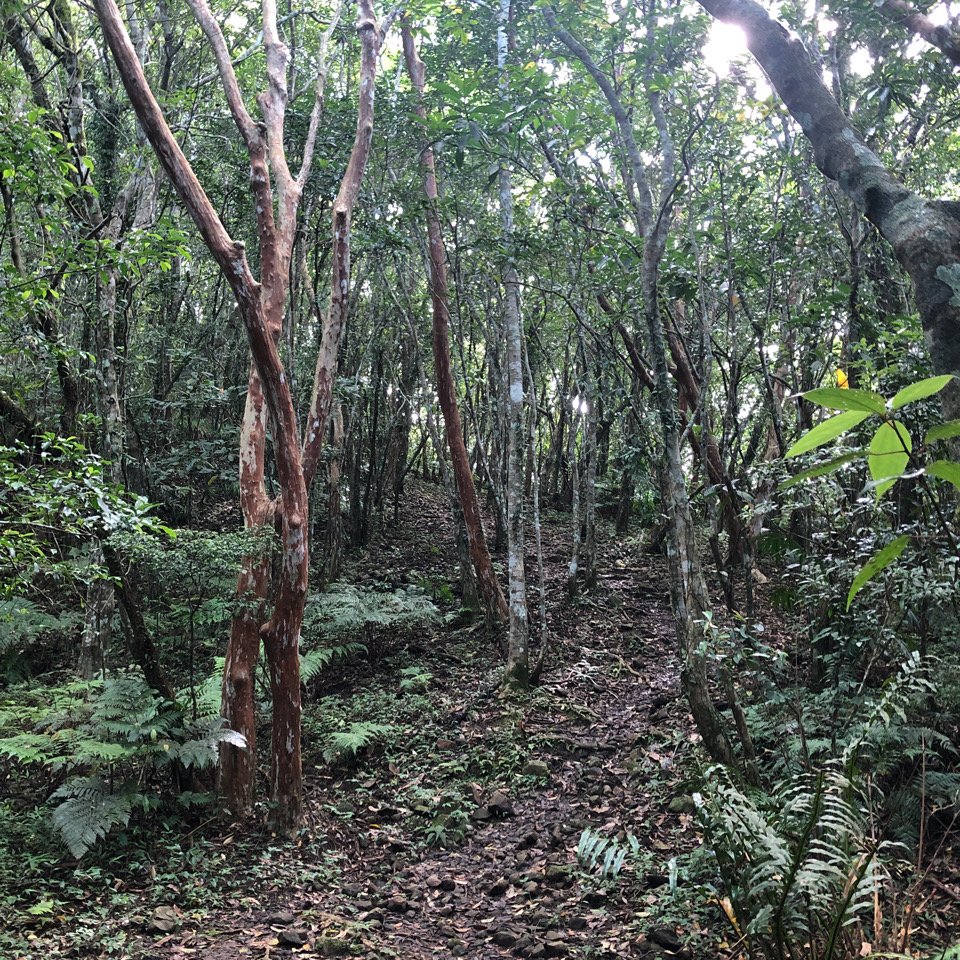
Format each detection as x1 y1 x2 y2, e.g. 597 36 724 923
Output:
546 5 737 771
401 21 509 627
699 0 960 418
497 0 529 687
93 0 379 832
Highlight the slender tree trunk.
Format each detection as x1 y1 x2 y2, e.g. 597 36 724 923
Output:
325 402 345 583
567 398 581 600
579 332 599 591
524 338 550 682
497 0 528 687
546 6 737 770
401 21 509 627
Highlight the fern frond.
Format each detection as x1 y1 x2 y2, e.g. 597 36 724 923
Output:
50 776 134 858
322 721 393 763
172 718 246 769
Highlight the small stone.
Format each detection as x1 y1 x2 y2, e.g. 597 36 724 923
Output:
425 874 442 889
545 864 572 886
265 910 297 926
147 905 179 933
488 789 515 816
648 927 683 952
437 738 457 750
278 929 308 948
492 930 519 947
523 759 550 777
316 938 352 957
440 876 457 892
518 830 539 850
385 896 409 913
472 804 492 821
667 796 695 815
488 877 510 896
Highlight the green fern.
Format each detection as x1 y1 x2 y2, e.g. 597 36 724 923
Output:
303 583 438 641
322 721 393 764
0 674 244 857
300 642 367 684
576 826 641 879
50 776 135 859
697 765 883 960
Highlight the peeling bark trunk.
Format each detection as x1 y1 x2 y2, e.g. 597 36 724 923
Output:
93 0 379 832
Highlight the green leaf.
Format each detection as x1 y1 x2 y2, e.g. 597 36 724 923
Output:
846 535 910 610
803 387 885 414
925 419 960 444
785 411 871 459
779 451 864 489
927 459 960 493
890 375 954 410
868 420 912 495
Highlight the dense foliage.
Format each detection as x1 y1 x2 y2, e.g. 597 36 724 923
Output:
3 0 960 956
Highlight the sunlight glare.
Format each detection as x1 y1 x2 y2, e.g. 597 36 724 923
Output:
702 21 749 77
848 47 874 77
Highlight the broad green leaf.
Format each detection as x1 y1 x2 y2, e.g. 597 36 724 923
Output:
873 477 898 500
779 451 864 490
803 387 885 414
925 420 960 444
868 421 912 494
785 410 871 459
927 459 960 493
846 535 910 610
890 374 954 410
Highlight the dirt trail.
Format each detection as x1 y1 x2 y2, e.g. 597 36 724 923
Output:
141 483 715 960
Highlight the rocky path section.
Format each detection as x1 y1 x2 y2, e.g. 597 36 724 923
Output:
138 484 717 960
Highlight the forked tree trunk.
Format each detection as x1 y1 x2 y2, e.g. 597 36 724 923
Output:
401 21 509 627
93 0 378 832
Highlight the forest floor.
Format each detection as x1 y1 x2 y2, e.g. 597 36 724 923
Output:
133 482 724 960
9 483 763 958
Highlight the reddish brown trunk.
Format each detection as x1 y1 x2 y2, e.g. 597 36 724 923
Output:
401 21 508 625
